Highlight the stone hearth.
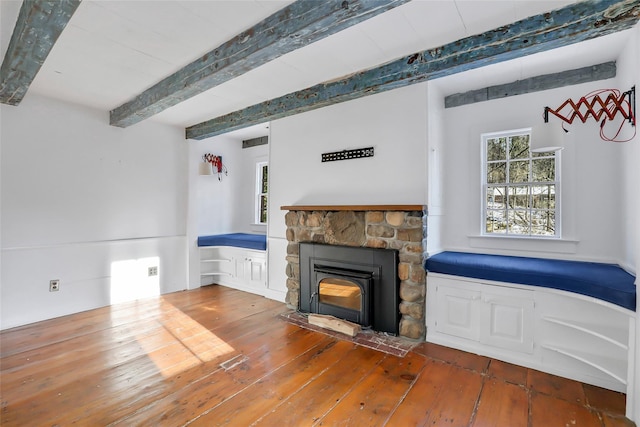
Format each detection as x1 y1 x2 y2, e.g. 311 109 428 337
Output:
281 205 427 340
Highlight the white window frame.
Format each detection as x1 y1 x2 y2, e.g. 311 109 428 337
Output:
255 161 268 225
481 128 561 238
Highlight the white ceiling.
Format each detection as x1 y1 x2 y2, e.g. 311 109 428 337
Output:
0 0 634 140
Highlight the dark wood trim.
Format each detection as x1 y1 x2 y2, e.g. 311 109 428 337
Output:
0 0 81 106
280 204 426 211
109 0 410 128
186 1 639 140
242 135 268 149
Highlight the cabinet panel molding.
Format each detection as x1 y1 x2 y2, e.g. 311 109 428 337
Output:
426 273 634 394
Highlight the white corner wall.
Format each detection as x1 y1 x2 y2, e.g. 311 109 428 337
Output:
190 134 268 237
1 94 188 329
616 25 639 275
440 80 625 263
426 82 445 256
615 22 639 424
186 132 268 289
267 83 429 303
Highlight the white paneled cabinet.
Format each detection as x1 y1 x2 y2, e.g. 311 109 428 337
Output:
200 247 266 294
433 277 534 354
427 273 634 394
237 254 267 289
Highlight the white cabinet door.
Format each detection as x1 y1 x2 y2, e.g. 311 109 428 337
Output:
233 250 266 290
434 282 481 341
480 290 534 354
245 257 266 288
431 276 534 355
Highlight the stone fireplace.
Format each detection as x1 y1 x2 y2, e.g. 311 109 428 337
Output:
282 205 427 340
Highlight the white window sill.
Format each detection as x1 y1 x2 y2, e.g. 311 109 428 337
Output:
468 235 579 254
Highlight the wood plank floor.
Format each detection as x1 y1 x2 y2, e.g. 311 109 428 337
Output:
0 285 634 426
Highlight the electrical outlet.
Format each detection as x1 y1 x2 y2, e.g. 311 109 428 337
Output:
49 280 60 292
148 266 158 277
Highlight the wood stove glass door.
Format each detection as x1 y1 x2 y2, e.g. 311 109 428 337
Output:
314 269 371 327
319 278 362 311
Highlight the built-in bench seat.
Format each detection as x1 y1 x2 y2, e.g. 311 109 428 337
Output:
424 251 636 400
197 233 267 293
197 233 267 251
425 251 636 311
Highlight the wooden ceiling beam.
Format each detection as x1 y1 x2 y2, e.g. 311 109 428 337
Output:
186 0 640 140
444 62 617 108
0 0 81 106
109 0 410 128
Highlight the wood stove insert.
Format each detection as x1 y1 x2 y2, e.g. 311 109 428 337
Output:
299 242 399 335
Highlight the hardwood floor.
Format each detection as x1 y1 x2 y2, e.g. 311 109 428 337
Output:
0 285 634 426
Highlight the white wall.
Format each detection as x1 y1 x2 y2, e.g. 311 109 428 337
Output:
186 131 268 289
440 80 626 264
191 133 268 237
231 143 269 234
426 83 445 256
267 83 429 303
616 26 639 274
269 83 429 238
1 94 188 329
616 23 639 423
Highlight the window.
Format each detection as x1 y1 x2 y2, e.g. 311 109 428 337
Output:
482 129 559 237
255 162 268 224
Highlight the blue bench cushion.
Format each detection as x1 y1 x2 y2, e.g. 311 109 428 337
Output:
197 233 267 251
425 251 636 311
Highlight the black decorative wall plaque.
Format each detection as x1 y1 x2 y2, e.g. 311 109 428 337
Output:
321 147 374 162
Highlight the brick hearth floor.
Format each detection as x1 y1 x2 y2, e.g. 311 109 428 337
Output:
280 311 418 357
